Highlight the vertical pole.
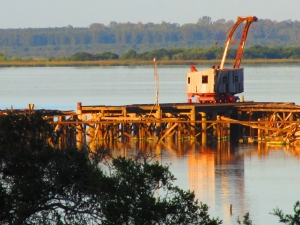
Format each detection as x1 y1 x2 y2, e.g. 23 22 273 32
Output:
190 107 196 139
249 113 253 138
257 118 261 141
227 122 230 140
156 106 161 138
109 125 113 142
237 111 243 140
58 116 63 149
89 125 95 151
153 58 159 106
77 102 83 150
212 112 217 138
265 115 269 138
99 112 104 140
201 112 207 146
123 107 127 142
217 116 221 141
138 123 142 140
177 123 182 140
82 114 87 146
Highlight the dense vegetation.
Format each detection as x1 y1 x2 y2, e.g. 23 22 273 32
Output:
1 16 300 58
2 45 300 62
0 112 299 224
0 112 222 225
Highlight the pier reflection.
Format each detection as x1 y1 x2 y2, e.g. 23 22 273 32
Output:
187 141 246 223
96 139 300 224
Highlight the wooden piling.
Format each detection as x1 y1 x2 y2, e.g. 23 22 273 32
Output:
190 107 196 139
200 112 207 145
257 118 262 141
156 106 162 137
77 102 83 150
58 116 63 149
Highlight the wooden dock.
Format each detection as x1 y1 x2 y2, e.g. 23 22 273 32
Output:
2 101 300 149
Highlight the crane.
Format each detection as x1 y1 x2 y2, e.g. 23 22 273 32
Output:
220 16 258 69
186 16 258 103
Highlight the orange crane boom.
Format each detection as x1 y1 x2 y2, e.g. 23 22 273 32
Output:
220 16 258 69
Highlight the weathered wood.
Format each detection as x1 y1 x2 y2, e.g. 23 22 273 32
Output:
6 101 300 148
158 123 178 142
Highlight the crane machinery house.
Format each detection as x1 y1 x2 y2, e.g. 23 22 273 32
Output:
186 67 244 103
186 16 257 103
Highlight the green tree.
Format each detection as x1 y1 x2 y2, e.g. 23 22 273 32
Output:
0 112 222 225
120 49 138 59
271 201 300 225
237 212 253 225
70 51 95 61
94 51 119 60
0 52 7 61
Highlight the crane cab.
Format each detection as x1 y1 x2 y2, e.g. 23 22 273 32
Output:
186 67 244 103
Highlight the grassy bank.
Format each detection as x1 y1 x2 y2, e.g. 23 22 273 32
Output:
0 58 300 67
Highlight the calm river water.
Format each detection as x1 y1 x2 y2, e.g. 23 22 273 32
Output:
1 64 300 224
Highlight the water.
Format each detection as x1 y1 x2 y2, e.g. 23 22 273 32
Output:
1 64 300 224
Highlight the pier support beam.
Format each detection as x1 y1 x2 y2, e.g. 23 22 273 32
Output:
190 107 196 139
77 102 83 150
155 106 162 138
200 112 207 146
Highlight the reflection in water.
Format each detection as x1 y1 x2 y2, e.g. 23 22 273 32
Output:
188 145 215 213
99 139 300 225
187 141 246 224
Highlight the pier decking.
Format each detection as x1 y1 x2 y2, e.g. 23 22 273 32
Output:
2 101 300 149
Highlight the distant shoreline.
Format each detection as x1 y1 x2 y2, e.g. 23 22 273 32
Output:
0 59 300 67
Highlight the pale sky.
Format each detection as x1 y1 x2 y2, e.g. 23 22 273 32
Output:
0 0 299 29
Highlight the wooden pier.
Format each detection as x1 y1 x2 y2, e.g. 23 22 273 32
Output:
5 101 299 149
2 102 300 149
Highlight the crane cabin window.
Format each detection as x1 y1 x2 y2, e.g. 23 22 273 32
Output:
222 76 228 83
234 76 239 83
188 77 190 84
202 75 208 84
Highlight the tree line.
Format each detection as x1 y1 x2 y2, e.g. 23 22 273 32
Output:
2 45 300 62
1 16 300 58
0 112 300 224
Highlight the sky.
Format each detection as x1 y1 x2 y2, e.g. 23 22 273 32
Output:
0 0 299 29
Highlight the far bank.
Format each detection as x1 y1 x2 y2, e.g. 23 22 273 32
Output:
1 59 300 67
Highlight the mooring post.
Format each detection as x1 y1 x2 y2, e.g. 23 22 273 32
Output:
77 102 83 150
200 112 207 145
